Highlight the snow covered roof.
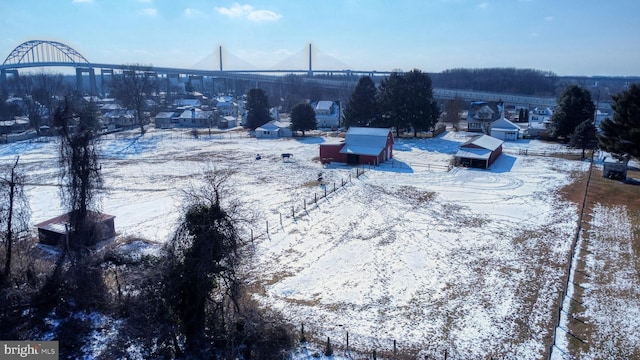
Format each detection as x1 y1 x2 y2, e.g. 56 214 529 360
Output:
339 127 392 156
455 147 493 160
314 101 334 111
256 120 290 132
154 111 178 119
491 118 520 131
461 134 503 151
178 109 213 119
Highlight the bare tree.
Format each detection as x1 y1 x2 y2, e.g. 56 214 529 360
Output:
443 96 466 131
109 65 158 134
53 97 104 249
0 157 31 283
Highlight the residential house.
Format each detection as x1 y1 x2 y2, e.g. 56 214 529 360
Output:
102 109 136 130
467 101 503 132
455 134 503 169
312 100 341 129
176 108 215 128
527 107 553 138
255 120 292 138
214 96 237 117
154 111 180 129
319 127 394 165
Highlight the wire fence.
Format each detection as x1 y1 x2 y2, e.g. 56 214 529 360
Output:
296 322 466 360
548 151 594 360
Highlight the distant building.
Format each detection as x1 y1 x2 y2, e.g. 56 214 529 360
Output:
255 120 292 138
154 111 180 129
312 100 341 129
527 107 553 138
467 101 504 133
175 108 215 128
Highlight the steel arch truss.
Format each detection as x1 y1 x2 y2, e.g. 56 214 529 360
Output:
2 40 90 66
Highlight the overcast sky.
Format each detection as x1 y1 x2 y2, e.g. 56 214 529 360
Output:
1 0 639 76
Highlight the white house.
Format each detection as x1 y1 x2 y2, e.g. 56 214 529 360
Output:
176 108 215 128
490 118 520 141
255 120 292 139
312 100 341 129
529 107 553 123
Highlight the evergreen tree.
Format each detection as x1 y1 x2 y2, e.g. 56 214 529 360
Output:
569 120 597 159
518 108 524 122
343 76 378 128
245 88 271 130
404 69 440 137
290 102 317 136
377 72 409 137
549 85 595 140
524 109 529 122
378 70 439 137
598 83 640 160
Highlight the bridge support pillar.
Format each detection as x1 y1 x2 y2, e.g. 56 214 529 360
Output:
76 67 97 96
1 69 19 92
100 68 114 96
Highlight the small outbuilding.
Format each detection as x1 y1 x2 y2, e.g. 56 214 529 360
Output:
34 211 116 247
255 120 292 138
455 134 503 169
602 156 628 180
319 127 394 165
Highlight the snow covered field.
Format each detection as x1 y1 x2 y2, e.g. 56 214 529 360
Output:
0 129 591 358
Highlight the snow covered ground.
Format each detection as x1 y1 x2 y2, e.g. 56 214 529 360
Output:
0 129 591 358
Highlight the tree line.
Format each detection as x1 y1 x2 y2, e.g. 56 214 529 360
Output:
431 67 558 96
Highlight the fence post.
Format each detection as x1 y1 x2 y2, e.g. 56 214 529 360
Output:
266 220 269 234
292 206 295 219
315 193 317 204
304 199 306 211
373 349 377 360
346 331 349 352
393 340 396 356
280 212 283 227
333 182 336 192
324 186 327 197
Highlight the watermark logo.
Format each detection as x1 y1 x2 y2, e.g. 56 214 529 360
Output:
1 341 58 359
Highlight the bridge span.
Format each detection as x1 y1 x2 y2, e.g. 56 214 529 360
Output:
1 39 557 108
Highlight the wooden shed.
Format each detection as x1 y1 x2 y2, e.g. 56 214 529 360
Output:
455 135 503 169
34 211 116 247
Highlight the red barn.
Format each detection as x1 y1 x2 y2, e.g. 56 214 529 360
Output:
320 127 394 165
455 134 503 169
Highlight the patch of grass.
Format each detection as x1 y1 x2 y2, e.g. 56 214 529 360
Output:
564 164 640 358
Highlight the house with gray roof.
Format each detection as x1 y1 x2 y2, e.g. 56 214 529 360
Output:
467 101 504 133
